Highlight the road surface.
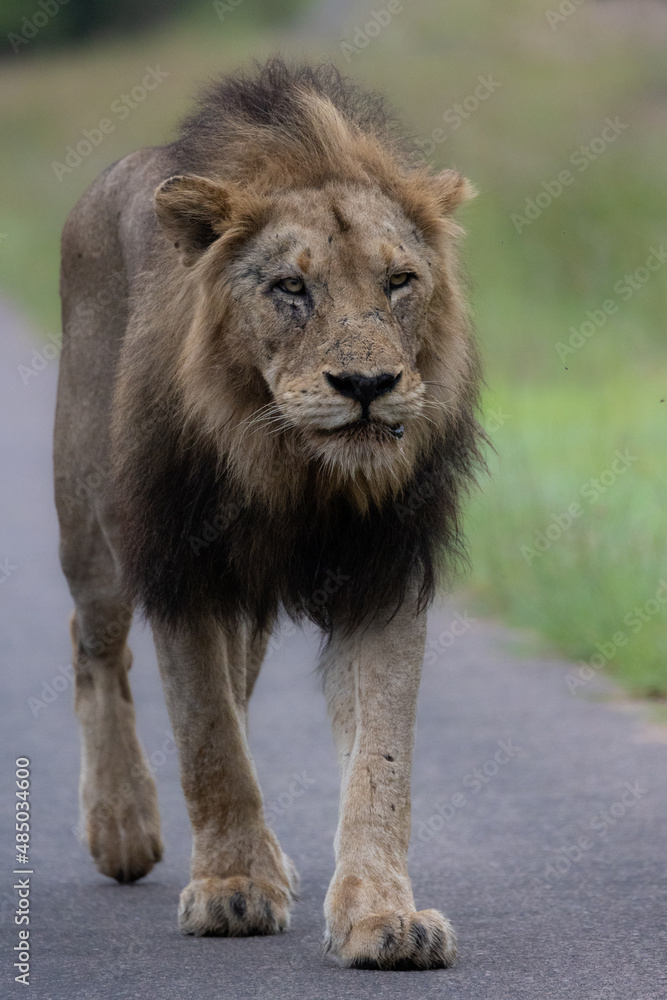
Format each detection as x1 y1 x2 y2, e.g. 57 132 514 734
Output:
1 302 666 999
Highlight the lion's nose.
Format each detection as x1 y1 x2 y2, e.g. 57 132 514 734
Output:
325 371 402 409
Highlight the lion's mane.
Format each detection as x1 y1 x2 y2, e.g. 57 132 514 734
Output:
112 60 486 634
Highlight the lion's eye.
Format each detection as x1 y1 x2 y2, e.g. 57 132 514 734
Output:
276 277 305 295
389 271 413 289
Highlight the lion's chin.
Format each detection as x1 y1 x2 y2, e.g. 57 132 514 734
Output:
306 421 415 510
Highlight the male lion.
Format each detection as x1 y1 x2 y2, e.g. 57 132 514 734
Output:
54 60 484 970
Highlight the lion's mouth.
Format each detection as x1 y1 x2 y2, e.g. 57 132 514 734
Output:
314 419 404 441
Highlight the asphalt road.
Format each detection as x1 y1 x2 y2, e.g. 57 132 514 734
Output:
1 302 666 1000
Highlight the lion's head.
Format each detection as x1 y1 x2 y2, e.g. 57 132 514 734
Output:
152 67 477 512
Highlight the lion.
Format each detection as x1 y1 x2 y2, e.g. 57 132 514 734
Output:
54 60 484 970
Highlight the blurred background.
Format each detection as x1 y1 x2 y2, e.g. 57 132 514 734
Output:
1 0 665 697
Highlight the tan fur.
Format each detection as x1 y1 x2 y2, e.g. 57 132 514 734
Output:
321 595 457 967
54 64 479 970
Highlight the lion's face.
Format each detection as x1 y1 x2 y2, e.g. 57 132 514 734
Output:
154 171 472 504
223 184 436 471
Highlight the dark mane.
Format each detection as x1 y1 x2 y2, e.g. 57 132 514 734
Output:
119 389 483 635
169 58 416 181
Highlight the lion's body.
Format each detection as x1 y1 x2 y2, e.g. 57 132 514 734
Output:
55 61 483 969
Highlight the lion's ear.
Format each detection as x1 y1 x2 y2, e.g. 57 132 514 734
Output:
432 169 477 214
154 174 235 266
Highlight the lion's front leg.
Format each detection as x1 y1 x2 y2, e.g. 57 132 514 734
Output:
321 601 456 970
152 618 297 936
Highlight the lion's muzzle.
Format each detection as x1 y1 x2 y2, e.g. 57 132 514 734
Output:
324 370 402 422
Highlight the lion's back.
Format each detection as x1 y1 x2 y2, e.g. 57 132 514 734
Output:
55 147 169 522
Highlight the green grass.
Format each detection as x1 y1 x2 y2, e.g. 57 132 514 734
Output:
469 378 667 697
0 0 665 695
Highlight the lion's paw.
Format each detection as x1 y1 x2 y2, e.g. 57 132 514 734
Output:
178 874 297 936
325 908 457 970
85 791 163 884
